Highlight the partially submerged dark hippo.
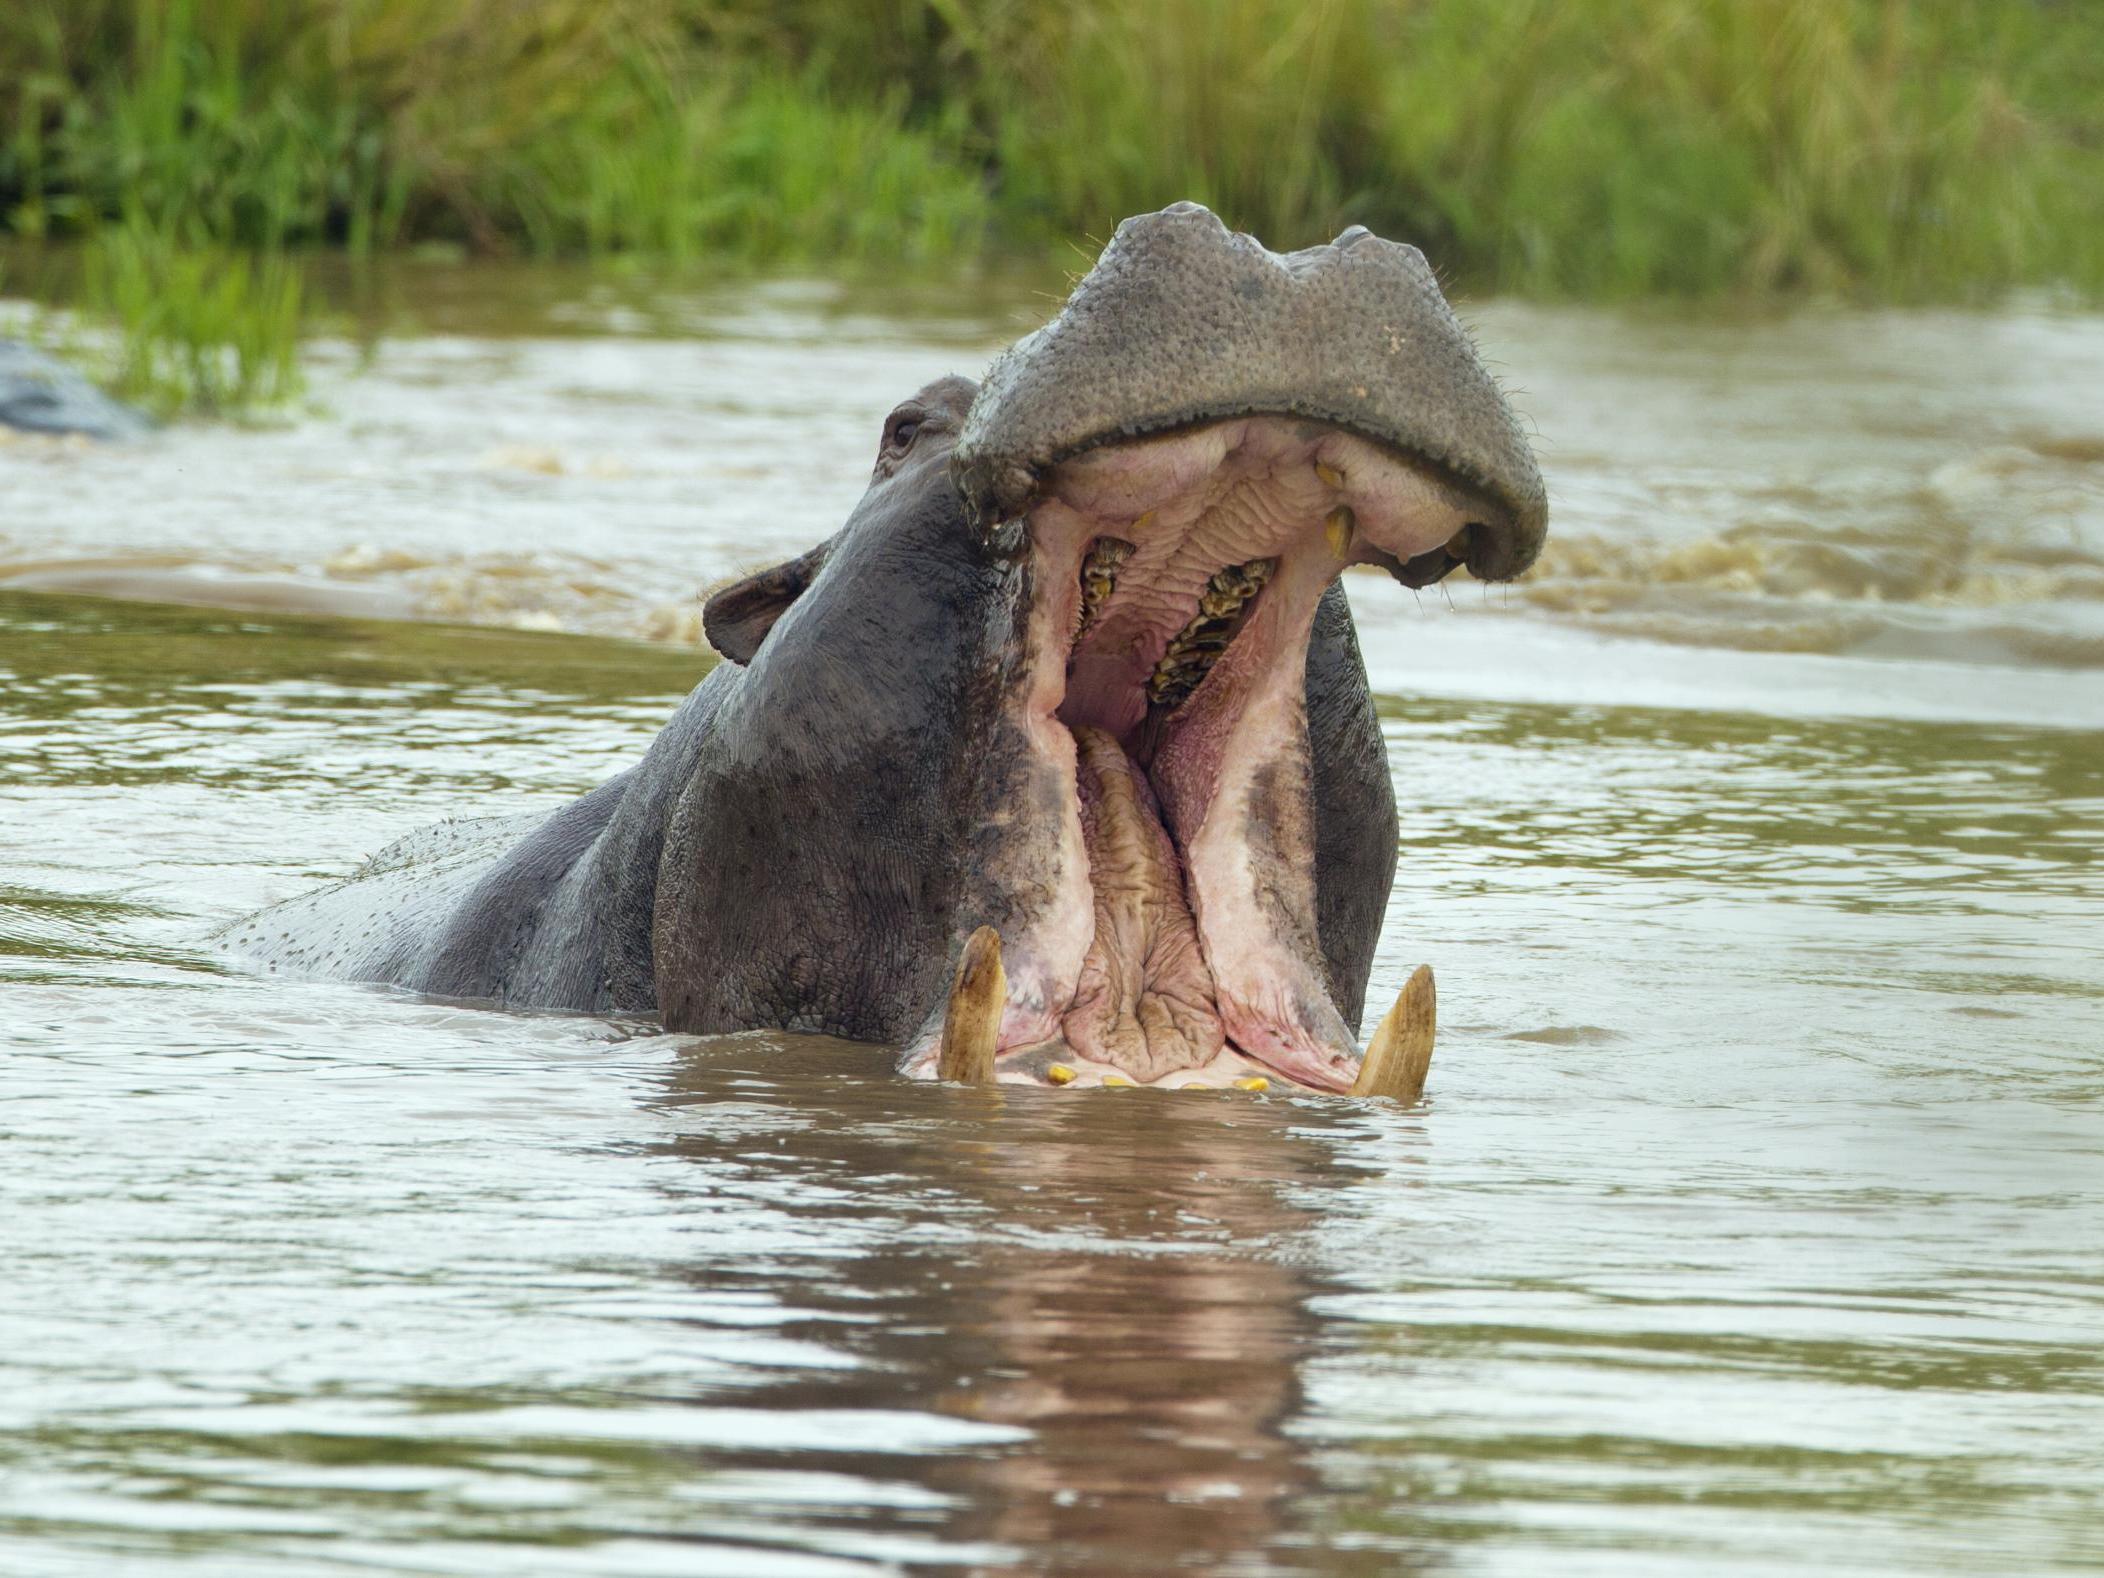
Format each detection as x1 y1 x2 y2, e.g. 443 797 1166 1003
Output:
0 339 150 438
227 203 1547 1096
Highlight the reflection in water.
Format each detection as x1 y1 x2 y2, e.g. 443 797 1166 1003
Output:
650 1045 1370 1574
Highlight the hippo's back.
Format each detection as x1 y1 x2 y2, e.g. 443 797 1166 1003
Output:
221 662 739 1013
223 810 551 990
0 339 151 439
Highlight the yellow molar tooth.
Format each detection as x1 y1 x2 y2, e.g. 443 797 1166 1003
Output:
1315 461 1344 488
1100 1073 1136 1088
1232 1076 1270 1092
1046 1063 1078 1085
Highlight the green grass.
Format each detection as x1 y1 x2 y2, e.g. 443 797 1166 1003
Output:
75 223 305 418
0 0 994 264
8 222 308 422
2 0 2100 415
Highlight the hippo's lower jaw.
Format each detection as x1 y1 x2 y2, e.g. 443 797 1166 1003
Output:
911 415 1496 1094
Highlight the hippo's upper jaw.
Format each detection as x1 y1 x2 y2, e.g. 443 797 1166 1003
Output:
953 200 1546 583
911 203 1546 1094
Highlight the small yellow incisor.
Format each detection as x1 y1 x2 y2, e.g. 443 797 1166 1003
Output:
1100 1073 1136 1088
1232 1076 1270 1092
1046 1063 1078 1086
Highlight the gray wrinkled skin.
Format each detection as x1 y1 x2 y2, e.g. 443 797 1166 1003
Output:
227 204 1547 1060
0 340 151 439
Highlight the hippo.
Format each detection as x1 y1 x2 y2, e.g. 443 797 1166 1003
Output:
0 339 151 438
225 203 1547 1097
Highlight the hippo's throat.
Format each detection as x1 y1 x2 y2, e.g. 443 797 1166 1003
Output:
940 414 1487 1091
1065 726 1225 1083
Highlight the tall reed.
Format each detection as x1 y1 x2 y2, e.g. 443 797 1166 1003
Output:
78 223 305 418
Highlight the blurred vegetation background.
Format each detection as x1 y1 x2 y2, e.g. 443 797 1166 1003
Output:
3 0 2099 414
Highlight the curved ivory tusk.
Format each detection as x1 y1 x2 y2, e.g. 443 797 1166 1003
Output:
937 926 1005 1085
1350 963 1436 1101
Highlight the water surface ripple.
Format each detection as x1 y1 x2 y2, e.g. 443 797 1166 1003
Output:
3 284 2102 692
3 593 2099 1576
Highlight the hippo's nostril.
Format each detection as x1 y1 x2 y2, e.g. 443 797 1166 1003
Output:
1332 225 1375 251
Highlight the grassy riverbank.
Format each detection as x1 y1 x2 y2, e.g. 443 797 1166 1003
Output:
4 0 2100 413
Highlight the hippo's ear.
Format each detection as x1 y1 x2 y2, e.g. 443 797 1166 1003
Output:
702 543 830 664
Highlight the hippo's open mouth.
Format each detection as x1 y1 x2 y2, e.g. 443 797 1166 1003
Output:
933 415 1512 1092
897 202 1544 1095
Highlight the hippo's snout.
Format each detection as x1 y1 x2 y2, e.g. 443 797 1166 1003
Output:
954 201 1547 585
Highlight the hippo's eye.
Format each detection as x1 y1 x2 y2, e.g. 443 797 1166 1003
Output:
889 415 922 450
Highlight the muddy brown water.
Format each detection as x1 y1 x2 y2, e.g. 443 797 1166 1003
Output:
2 273 2101 1575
